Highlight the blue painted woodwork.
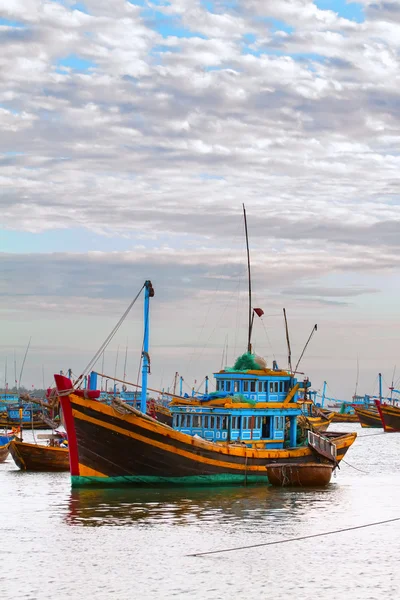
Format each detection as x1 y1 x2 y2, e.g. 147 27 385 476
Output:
141 281 153 413
169 367 302 449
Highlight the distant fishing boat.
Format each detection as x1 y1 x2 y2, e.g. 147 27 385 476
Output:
353 405 382 428
375 402 400 432
0 441 11 462
9 433 69 471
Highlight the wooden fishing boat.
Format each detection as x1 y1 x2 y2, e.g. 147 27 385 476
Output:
375 401 400 432
266 462 334 487
331 412 358 423
0 442 10 462
9 438 69 471
298 413 333 433
56 374 356 487
353 405 382 428
54 211 357 488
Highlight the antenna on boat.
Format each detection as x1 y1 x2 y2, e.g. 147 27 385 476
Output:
18 336 32 392
243 204 252 353
114 345 120 384
283 308 292 373
293 324 317 375
14 349 17 392
389 365 396 404
123 340 128 382
353 356 359 399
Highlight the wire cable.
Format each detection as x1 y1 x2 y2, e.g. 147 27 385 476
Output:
188 516 400 557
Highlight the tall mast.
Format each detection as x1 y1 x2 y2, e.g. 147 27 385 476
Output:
141 280 154 413
378 372 382 403
243 204 252 353
283 308 292 372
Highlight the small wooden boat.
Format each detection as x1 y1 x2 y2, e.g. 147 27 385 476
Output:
298 413 333 433
353 405 382 428
0 442 10 462
375 401 400 432
266 462 334 486
9 438 69 471
329 412 359 423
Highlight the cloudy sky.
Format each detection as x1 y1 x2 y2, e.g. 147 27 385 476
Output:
1 0 400 399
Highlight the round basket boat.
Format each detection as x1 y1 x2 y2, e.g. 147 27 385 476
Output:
266 462 334 487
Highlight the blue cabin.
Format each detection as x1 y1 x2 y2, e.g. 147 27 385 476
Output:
169 354 303 449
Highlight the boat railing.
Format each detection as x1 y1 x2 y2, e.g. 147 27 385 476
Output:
307 430 337 463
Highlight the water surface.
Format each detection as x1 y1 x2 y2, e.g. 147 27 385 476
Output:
1 425 399 599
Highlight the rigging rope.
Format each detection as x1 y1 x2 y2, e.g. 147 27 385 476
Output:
188 516 400 557
74 284 145 389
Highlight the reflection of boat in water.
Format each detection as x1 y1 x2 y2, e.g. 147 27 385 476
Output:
65 482 338 527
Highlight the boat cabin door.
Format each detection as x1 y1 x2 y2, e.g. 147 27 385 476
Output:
262 416 271 438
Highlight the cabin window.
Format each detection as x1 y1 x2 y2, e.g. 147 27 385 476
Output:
232 416 238 429
216 380 221 391
269 382 274 393
263 382 268 392
275 416 284 429
192 415 201 428
173 415 178 427
243 381 249 392
183 414 191 427
258 381 263 392
221 416 227 429
225 381 231 392
255 416 262 429
210 416 215 429
250 381 256 392
203 415 209 428
234 381 240 393
262 416 271 438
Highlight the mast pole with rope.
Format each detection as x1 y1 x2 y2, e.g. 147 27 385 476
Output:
283 308 292 373
141 280 154 413
243 204 252 353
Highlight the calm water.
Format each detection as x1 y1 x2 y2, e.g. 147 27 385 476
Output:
2 425 400 600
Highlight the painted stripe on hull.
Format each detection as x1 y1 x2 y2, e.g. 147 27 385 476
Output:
354 407 382 428
71 473 268 488
378 405 400 432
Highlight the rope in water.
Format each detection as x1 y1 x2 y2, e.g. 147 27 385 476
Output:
188 516 400 557
341 459 369 473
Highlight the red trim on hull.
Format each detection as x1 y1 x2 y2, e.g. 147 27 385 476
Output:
54 375 79 475
375 399 400 432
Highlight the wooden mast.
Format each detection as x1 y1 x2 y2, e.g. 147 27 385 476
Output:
243 204 252 353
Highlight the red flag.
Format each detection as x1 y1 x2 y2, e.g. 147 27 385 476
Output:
253 308 264 317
